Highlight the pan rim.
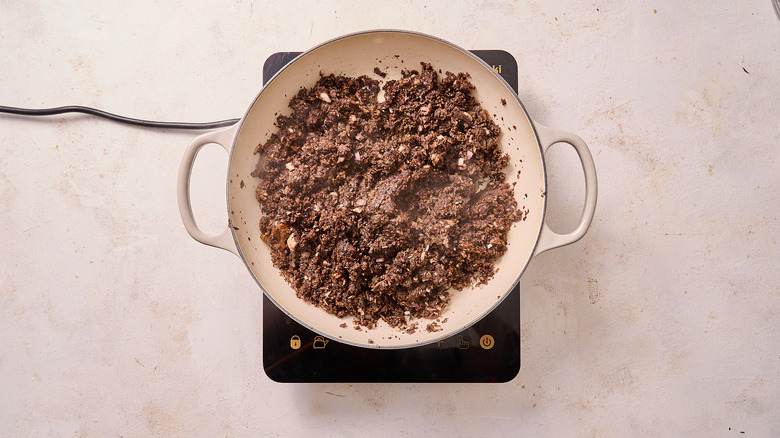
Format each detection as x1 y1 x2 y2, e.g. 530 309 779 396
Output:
227 29 547 349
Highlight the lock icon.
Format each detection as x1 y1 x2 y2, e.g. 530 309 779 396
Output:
290 335 301 350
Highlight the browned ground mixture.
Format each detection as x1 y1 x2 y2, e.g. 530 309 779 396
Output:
252 62 523 329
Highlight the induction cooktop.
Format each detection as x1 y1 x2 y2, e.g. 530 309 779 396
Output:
261 50 521 383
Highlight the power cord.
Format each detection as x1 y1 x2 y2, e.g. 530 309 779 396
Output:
0 105 239 130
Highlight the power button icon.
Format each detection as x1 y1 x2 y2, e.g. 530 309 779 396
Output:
479 335 495 350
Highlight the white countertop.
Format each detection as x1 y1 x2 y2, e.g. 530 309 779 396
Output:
1 1 778 436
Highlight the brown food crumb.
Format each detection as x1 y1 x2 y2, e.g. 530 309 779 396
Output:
426 322 443 332
373 66 387 78
339 323 347 328
252 62 523 330
500 98 507 105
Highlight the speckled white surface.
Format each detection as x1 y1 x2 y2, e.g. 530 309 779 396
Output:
1 1 778 436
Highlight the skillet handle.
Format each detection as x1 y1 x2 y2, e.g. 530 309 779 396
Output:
177 125 240 256
532 123 598 257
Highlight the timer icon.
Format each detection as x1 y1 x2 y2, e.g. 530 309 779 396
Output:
479 335 495 350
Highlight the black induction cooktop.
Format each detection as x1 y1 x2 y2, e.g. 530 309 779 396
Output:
261 50 520 383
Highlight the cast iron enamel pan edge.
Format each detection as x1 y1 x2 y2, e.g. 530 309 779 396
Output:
177 30 597 349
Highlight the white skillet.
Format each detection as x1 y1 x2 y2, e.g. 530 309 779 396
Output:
178 30 597 349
